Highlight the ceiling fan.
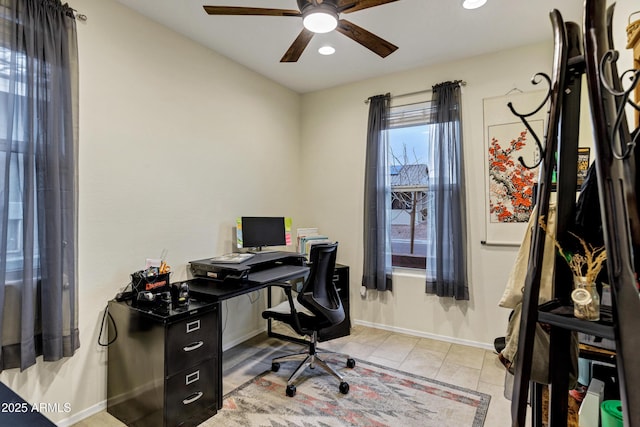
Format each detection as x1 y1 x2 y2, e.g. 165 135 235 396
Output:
202 0 399 62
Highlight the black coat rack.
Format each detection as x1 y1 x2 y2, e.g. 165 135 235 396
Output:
510 0 640 425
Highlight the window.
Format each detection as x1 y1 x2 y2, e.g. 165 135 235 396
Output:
387 102 434 269
0 45 39 278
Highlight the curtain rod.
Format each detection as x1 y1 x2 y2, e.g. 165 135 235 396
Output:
71 8 87 22
364 80 467 104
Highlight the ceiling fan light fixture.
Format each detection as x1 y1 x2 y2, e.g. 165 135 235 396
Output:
318 45 335 55
302 6 338 34
462 0 487 9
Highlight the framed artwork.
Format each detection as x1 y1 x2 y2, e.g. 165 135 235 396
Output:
487 121 542 224
483 90 547 246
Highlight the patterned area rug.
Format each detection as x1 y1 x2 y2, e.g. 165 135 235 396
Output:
216 357 491 426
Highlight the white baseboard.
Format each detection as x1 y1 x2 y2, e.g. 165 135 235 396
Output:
352 319 495 351
56 400 106 427
222 327 266 352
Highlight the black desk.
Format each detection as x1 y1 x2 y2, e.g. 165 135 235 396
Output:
187 252 309 302
185 251 311 410
182 252 350 411
104 253 312 427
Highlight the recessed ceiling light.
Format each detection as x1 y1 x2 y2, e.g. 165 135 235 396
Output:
318 46 336 55
462 0 487 10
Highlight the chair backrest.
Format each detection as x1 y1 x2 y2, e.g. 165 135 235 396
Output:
297 242 345 326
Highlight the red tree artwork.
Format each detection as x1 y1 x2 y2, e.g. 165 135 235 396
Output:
488 129 538 223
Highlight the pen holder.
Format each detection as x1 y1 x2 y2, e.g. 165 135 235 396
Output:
131 270 171 294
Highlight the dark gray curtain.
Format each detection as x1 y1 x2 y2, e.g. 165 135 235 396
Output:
362 94 392 291
425 81 469 300
0 0 79 371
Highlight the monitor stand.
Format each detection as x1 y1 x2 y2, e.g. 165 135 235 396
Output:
248 247 279 254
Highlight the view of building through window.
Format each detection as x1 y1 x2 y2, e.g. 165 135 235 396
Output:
388 121 432 269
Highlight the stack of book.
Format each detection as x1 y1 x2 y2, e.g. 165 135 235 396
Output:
296 228 333 257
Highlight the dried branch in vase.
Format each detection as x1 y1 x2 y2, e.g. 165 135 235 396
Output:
538 216 607 283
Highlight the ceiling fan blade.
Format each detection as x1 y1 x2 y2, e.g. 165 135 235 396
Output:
336 19 397 58
280 29 315 62
337 0 399 14
203 6 301 17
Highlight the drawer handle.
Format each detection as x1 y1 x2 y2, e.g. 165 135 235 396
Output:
182 391 203 405
183 341 204 352
185 370 200 385
186 320 200 333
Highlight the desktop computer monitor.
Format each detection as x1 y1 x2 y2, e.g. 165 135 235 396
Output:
236 217 292 251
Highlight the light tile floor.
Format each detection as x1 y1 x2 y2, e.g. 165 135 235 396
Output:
74 324 518 426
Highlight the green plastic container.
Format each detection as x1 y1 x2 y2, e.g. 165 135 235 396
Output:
600 400 623 427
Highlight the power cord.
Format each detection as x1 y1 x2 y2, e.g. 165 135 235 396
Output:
221 300 229 334
115 282 134 302
98 304 117 346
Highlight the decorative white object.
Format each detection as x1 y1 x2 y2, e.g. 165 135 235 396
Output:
579 378 605 427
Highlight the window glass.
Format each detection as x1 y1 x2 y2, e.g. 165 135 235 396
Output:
0 44 38 277
388 101 433 269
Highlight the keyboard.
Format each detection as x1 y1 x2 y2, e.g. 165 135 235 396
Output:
246 265 309 285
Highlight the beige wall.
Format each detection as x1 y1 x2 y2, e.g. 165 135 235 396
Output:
298 42 552 348
297 0 637 348
0 0 302 424
0 0 636 424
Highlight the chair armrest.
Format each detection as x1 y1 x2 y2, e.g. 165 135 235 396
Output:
269 281 293 291
273 282 296 314
267 281 304 334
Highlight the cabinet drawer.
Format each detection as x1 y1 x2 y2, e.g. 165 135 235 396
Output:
165 359 217 426
166 311 216 376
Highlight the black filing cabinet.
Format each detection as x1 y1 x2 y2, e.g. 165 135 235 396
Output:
107 300 219 427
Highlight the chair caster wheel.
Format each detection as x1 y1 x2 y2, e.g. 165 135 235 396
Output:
339 382 349 394
346 358 356 369
286 384 296 397
271 362 280 372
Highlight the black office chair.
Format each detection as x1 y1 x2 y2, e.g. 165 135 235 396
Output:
262 242 355 397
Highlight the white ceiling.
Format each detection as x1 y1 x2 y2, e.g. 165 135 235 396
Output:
113 0 586 93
